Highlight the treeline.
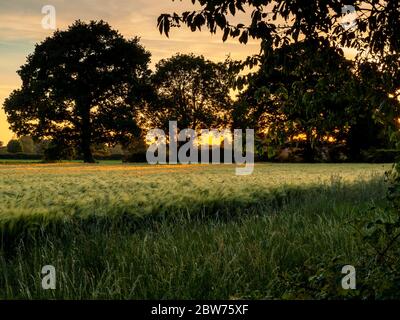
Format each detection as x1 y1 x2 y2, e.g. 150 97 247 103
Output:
2 20 400 163
0 136 132 160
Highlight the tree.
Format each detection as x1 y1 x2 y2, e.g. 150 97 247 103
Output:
7 140 23 154
0 141 3 148
158 1 400 91
142 54 234 132
158 1 400 157
18 136 35 153
158 0 340 46
346 60 400 159
3 20 151 163
236 38 400 160
236 39 352 160
157 0 400 289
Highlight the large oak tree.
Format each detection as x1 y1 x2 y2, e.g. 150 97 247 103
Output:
3 20 151 162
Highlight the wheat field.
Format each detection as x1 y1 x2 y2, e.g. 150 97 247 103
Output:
0 163 388 219
0 163 391 299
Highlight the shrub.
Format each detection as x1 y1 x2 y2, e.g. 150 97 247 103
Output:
361 149 400 163
0 153 42 160
7 140 23 153
44 140 76 162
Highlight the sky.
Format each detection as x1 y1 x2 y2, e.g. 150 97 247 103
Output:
0 1 356 144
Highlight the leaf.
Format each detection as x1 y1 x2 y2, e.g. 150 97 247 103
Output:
222 27 230 42
236 2 245 12
239 30 248 44
163 19 170 37
194 13 206 30
215 13 227 29
157 15 171 37
231 28 241 37
229 2 236 16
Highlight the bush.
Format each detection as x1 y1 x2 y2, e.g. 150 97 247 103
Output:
123 152 147 163
361 149 400 163
19 136 35 153
0 153 42 160
7 140 23 153
88 154 124 161
44 141 76 162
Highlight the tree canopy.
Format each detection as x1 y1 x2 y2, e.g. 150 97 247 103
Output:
158 1 400 54
3 20 151 162
158 1 400 161
158 1 400 90
142 53 234 132
236 38 400 160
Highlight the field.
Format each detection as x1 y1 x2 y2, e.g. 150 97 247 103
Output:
0 162 392 299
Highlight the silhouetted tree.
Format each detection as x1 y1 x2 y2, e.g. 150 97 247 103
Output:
346 61 400 159
7 140 23 154
158 1 400 58
236 38 400 160
143 54 234 131
3 20 151 163
158 1 400 104
158 1 400 161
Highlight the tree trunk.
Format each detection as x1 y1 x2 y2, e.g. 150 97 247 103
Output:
303 133 315 163
82 136 95 163
79 100 95 163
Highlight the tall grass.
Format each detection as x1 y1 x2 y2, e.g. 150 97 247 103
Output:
0 163 390 299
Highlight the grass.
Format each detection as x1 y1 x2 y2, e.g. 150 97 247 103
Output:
0 163 392 299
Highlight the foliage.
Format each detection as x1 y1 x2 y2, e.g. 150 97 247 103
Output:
158 1 400 163
347 61 400 159
6 140 23 154
158 1 400 64
44 138 76 162
143 53 234 131
237 38 356 161
0 154 43 161
158 0 345 46
236 39 400 161
3 20 151 163
360 149 400 163
18 136 35 154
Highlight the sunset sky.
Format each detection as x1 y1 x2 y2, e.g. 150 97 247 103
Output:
0 0 355 144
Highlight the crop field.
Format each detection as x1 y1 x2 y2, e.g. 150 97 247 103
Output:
0 163 393 299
